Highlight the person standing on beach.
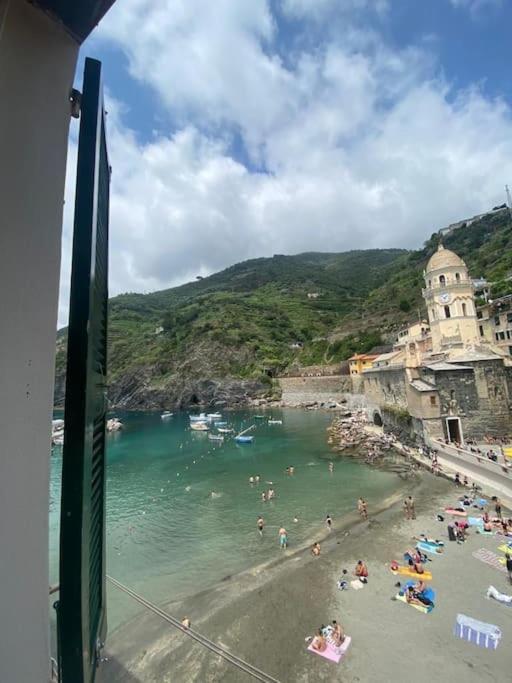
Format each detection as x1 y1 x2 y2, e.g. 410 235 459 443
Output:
326 514 333 531
495 496 503 520
257 516 264 536
404 496 416 520
357 497 368 520
506 553 512 584
279 527 288 549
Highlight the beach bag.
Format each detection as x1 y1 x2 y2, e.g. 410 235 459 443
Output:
448 525 457 542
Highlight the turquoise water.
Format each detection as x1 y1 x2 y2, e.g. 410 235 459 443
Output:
49 409 401 628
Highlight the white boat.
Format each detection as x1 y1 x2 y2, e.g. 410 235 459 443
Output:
217 427 233 434
208 434 224 442
268 419 283 425
190 413 207 422
207 412 222 421
191 422 209 431
161 411 173 420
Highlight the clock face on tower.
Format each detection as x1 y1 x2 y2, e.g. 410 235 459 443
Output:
438 292 451 304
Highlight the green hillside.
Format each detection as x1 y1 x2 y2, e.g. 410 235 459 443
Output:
55 208 512 407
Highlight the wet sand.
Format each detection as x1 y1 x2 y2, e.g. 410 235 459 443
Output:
100 472 512 683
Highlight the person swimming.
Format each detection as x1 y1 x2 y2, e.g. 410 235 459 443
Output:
257 516 264 536
255 475 260 483
261 491 267 503
326 514 333 531
249 476 254 484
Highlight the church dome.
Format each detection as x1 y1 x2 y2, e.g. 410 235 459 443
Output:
426 244 466 273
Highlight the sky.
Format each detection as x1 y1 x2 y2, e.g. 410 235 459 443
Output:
58 0 512 327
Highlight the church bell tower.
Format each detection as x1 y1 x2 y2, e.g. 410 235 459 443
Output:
422 244 479 353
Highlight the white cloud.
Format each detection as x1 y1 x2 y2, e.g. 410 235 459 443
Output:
58 0 512 326
450 0 503 16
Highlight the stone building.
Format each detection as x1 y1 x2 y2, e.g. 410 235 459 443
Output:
477 294 512 356
361 244 512 443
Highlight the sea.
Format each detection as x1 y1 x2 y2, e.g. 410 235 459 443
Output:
49 408 402 631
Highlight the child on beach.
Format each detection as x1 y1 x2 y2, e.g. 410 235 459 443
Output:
312 542 321 556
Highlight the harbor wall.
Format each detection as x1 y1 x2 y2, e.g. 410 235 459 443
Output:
278 375 352 405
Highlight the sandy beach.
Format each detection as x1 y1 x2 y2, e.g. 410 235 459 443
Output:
99 468 512 683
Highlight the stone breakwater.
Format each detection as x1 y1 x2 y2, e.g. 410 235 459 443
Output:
327 413 407 466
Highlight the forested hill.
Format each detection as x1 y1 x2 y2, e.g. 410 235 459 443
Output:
54 208 512 409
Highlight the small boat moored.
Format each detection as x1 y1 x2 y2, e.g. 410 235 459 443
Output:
207 412 222 421
268 419 283 425
208 434 224 442
235 435 254 444
161 411 173 420
190 413 207 422
191 422 209 431
217 427 234 434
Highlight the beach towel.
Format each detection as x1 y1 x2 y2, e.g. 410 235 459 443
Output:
472 548 507 573
497 543 512 555
307 636 351 664
391 566 432 580
477 498 488 507
404 581 436 603
395 593 433 613
487 585 512 605
416 541 443 556
453 614 501 650
350 580 364 590
468 516 484 527
445 508 467 517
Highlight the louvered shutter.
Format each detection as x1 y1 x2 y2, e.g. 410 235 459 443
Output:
58 57 110 683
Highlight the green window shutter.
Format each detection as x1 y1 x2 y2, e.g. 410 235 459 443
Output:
58 57 110 683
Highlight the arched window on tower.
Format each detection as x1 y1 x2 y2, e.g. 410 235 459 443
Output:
439 274 446 286
444 305 451 319
455 272 460 283
462 302 467 316
428 279 432 289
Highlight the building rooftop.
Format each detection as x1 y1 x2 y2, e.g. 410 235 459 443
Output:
410 379 437 392
32 0 116 43
348 353 378 361
424 361 473 371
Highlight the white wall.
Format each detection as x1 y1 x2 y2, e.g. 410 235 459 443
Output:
0 1 78 681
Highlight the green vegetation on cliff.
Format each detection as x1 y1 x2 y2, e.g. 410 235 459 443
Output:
55 208 512 402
